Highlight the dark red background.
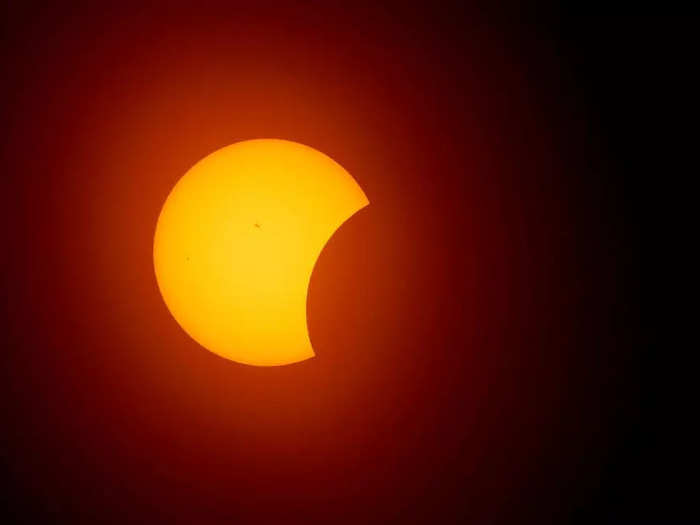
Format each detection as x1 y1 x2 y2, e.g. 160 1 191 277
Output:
1 6 665 524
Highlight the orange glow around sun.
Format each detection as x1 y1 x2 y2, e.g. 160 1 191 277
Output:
153 139 369 366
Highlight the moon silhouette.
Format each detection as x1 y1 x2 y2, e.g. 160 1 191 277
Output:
153 139 369 366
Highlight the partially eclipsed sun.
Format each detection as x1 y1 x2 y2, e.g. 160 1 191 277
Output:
153 139 369 366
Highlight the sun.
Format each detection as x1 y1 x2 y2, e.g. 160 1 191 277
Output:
153 139 369 366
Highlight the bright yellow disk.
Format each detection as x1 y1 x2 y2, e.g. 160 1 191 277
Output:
153 139 369 366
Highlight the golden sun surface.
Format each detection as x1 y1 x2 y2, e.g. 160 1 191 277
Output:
153 139 369 366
